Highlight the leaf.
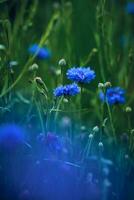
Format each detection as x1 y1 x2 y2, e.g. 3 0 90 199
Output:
16 92 30 104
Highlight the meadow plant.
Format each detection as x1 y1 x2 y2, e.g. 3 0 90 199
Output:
0 0 134 200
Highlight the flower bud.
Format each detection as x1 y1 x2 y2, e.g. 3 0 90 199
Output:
130 129 134 134
34 77 44 85
125 154 129 159
104 82 112 88
0 44 5 51
29 63 39 71
89 134 93 139
93 126 99 133
98 142 103 148
92 48 98 53
58 58 66 67
63 98 69 103
55 69 61 75
9 61 18 67
98 83 104 89
81 126 86 131
125 106 132 113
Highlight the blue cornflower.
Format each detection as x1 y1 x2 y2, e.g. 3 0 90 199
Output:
54 85 64 97
28 44 51 59
66 67 96 84
126 3 134 14
53 83 80 97
45 133 63 152
37 132 63 152
99 87 126 105
0 124 25 150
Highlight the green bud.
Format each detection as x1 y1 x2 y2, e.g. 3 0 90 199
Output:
58 58 66 67
34 77 43 85
63 98 69 103
29 63 39 71
89 134 93 139
93 126 99 132
130 129 134 134
0 44 5 51
125 106 132 113
98 83 104 89
104 82 112 88
98 142 103 148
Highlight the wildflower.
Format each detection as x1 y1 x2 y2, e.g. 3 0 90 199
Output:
66 67 95 84
0 124 25 150
99 87 126 105
37 132 63 152
28 44 51 59
53 83 80 97
45 133 62 152
126 2 134 14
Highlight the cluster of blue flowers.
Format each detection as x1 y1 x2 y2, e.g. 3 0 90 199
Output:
100 87 126 105
28 44 126 105
54 66 95 97
66 67 96 84
54 83 80 97
28 44 51 59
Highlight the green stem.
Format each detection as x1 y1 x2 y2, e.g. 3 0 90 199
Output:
54 96 64 131
106 102 116 144
35 100 45 134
